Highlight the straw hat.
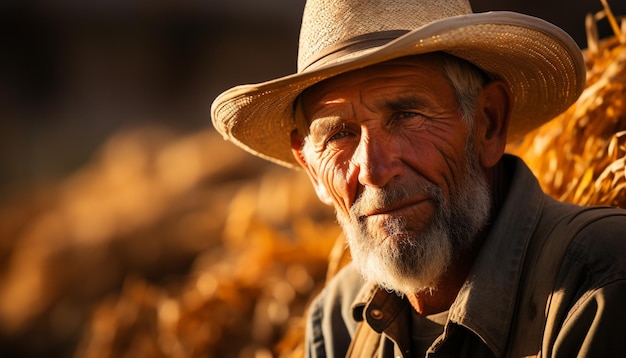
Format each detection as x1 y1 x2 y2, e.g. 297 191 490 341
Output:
211 0 585 169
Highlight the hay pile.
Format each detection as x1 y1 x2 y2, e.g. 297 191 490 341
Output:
508 6 626 208
0 128 339 358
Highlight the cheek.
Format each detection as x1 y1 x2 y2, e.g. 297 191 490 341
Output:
317 154 353 215
398 130 468 196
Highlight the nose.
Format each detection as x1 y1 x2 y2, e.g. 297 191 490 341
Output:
353 130 403 188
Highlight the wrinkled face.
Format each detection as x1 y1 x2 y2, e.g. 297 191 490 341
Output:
295 55 492 294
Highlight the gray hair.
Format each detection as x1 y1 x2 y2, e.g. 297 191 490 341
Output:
440 53 488 128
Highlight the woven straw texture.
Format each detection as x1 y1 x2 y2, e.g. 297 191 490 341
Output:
298 0 471 70
211 0 585 169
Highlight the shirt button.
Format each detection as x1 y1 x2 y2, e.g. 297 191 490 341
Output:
370 309 384 320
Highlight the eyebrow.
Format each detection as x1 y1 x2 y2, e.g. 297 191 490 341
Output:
378 95 433 112
308 116 344 140
304 92 438 140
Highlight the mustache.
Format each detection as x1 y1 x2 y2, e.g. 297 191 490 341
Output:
351 179 442 219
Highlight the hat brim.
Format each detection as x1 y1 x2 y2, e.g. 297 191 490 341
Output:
211 11 585 169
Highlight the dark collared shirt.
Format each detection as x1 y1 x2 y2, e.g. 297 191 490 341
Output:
305 155 626 357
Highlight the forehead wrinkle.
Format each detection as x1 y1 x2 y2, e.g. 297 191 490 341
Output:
303 96 350 134
357 89 372 116
326 98 346 105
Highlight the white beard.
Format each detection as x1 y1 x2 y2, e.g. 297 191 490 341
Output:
336 149 491 295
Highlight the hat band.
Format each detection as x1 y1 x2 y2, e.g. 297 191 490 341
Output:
300 30 410 72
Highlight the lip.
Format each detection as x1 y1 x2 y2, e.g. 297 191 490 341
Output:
362 198 430 218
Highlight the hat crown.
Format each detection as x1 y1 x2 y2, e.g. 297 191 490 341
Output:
297 0 473 71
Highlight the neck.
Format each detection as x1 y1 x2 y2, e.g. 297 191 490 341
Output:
407 242 479 315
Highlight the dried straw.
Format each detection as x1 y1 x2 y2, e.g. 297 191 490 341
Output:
509 6 626 209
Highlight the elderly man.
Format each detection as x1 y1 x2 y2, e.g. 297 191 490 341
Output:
211 0 626 356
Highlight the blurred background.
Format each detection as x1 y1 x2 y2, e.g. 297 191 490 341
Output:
1 0 625 357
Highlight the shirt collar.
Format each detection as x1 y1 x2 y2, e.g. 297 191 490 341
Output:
448 155 546 356
351 155 547 356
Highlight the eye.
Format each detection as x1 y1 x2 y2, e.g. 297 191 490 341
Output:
394 111 422 120
398 112 415 120
317 121 358 145
327 128 355 142
389 111 428 126
309 121 358 151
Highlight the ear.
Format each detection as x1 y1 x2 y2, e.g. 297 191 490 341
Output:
290 130 334 206
474 80 512 169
